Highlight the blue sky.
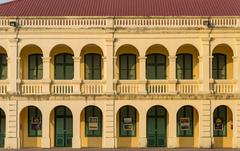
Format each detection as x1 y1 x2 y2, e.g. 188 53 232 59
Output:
0 0 11 4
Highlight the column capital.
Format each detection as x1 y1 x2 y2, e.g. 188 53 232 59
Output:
198 56 203 61
138 56 147 60
113 56 117 60
105 38 115 43
72 56 81 61
232 56 238 60
209 55 214 59
8 38 20 44
168 55 177 61
42 57 51 62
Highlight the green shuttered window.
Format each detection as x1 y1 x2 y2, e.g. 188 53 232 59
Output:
0 54 7 80
120 54 136 80
28 106 42 137
119 106 136 137
146 54 166 79
54 54 74 80
28 54 43 80
85 106 102 137
176 54 193 79
213 106 227 137
212 54 227 79
177 106 194 137
85 54 101 80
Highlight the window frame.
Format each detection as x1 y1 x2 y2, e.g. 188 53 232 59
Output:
0 54 7 80
213 106 227 137
85 106 102 137
176 53 193 79
119 54 136 80
54 53 74 80
146 53 166 80
212 53 227 80
84 53 102 80
119 106 137 137
28 106 42 137
28 54 43 80
177 106 194 137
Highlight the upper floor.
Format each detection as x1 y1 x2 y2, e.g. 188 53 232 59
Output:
1 17 240 96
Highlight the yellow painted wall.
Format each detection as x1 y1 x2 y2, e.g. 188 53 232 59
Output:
116 111 139 148
20 108 41 148
80 45 104 80
212 44 233 79
50 110 54 147
214 107 233 148
116 45 139 80
145 45 169 79
176 45 199 79
50 45 74 80
177 108 199 148
20 45 42 79
80 110 102 148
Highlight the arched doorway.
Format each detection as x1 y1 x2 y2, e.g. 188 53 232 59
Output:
147 106 167 147
54 106 73 147
80 106 103 148
19 106 42 148
213 105 233 148
0 109 5 148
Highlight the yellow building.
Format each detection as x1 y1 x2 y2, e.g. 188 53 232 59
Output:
0 0 240 149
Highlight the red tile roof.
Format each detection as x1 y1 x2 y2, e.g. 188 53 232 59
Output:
0 0 240 16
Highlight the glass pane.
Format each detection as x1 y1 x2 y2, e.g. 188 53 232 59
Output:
120 55 127 70
185 70 192 79
120 70 127 80
56 55 64 64
129 69 136 80
55 107 65 116
147 55 154 64
29 56 36 69
1 65 7 79
147 65 155 79
55 65 64 79
93 69 101 80
93 55 101 69
184 55 192 69
157 65 165 79
128 55 136 70
65 65 74 79
65 55 73 64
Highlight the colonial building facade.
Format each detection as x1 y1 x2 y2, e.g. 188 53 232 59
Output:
0 0 240 149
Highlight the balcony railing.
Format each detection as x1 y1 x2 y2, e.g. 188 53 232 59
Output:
177 80 200 94
0 80 8 95
211 80 236 94
147 80 169 94
81 80 104 95
20 80 43 95
0 17 239 29
51 80 77 95
116 80 139 94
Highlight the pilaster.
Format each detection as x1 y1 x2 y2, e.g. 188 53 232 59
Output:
42 57 51 94
73 56 81 94
72 110 81 148
138 56 147 94
41 111 50 148
168 55 177 94
138 112 147 147
168 111 177 148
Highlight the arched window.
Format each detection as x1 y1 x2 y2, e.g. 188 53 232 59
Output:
212 54 226 79
85 106 102 137
119 106 136 137
176 54 193 79
84 54 101 80
120 54 136 80
28 106 42 137
54 54 74 80
146 54 166 79
0 54 7 80
28 54 43 80
177 106 194 137
213 106 227 137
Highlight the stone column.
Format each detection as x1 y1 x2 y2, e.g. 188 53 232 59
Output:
168 55 177 94
104 39 114 95
199 38 211 93
138 112 147 147
102 101 115 148
41 111 50 148
73 56 81 94
138 56 147 94
168 110 177 148
113 56 117 94
199 100 212 148
42 57 51 94
7 39 19 94
72 110 81 148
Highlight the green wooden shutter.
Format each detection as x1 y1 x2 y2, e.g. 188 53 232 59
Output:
0 54 7 80
176 54 193 79
55 54 74 80
28 106 42 137
177 106 194 137
28 54 43 80
120 106 136 137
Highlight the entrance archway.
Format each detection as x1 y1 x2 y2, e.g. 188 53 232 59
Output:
0 108 5 147
147 106 167 147
54 106 73 147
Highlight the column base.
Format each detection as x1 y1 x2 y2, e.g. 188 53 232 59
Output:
199 137 212 148
72 136 81 148
167 137 177 148
102 137 115 148
5 137 19 149
41 137 50 148
139 137 147 148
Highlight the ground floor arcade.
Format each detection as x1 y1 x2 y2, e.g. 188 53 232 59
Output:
0 98 240 149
